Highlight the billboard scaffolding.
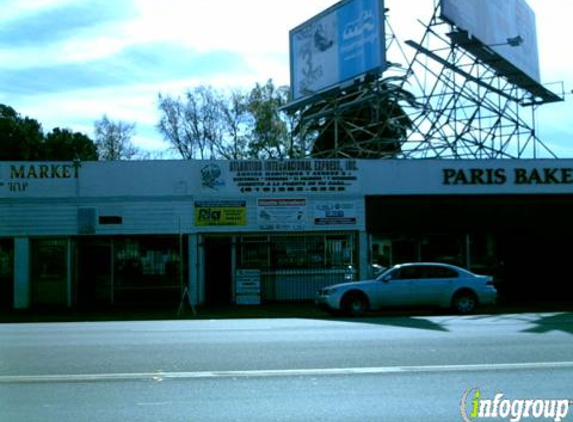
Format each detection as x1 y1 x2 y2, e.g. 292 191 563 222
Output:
287 0 419 159
287 0 564 160
398 0 564 159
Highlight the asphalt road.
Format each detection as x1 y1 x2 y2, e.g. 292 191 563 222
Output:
1 312 572 421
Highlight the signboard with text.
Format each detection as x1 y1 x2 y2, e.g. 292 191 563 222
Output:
235 269 261 305
257 199 308 231
225 160 360 194
194 201 247 227
290 0 387 103
314 201 357 226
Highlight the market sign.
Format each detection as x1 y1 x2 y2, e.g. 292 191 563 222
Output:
194 201 247 227
0 162 79 194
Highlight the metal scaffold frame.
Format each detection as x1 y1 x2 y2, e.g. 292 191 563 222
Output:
290 1 564 160
396 3 564 159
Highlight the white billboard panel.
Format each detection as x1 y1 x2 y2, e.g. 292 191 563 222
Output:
290 0 387 103
441 0 540 83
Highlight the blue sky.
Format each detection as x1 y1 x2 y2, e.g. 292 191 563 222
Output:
0 0 571 157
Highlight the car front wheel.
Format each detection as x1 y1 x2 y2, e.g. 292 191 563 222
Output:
341 292 368 317
452 291 477 314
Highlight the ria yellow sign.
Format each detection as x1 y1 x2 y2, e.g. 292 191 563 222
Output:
194 201 247 227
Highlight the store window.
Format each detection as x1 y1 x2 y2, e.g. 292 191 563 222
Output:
113 236 184 303
238 233 356 271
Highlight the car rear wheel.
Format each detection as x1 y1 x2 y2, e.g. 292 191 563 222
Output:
341 292 368 317
452 291 477 314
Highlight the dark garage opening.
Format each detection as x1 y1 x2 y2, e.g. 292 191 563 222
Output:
366 195 573 304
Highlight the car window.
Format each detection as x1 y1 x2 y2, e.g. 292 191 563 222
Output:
397 266 422 280
421 266 459 279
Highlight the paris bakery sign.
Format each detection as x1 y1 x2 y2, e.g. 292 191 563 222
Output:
442 167 573 186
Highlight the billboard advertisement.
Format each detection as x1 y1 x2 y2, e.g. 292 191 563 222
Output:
440 0 541 83
290 0 387 103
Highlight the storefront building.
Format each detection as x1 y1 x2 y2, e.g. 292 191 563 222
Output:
1 159 571 310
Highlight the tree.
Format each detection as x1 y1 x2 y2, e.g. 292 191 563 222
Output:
44 128 98 161
219 90 250 160
245 80 291 159
0 104 44 160
157 86 250 160
0 104 98 161
94 115 138 160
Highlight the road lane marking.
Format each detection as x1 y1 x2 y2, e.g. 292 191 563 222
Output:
2 361 573 384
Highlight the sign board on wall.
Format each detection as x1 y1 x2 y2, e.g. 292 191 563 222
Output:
314 201 357 225
0 162 79 197
194 201 247 226
440 0 540 83
290 0 387 103
226 160 360 194
257 199 307 231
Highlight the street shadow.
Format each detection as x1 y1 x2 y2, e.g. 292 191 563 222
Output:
522 313 573 335
315 310 450 332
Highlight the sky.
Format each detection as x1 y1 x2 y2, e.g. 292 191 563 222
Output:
0 0 571 158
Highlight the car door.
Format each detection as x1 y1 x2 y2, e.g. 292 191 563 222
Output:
414 265 457 305
371 266 420 307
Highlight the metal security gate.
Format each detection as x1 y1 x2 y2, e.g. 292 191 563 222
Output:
236 232 357 301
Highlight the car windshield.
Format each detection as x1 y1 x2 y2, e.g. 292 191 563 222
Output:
375 266 398 280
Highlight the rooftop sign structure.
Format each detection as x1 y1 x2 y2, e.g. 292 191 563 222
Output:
440 0 560 103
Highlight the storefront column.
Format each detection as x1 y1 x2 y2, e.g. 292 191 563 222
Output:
358 230 370 280
14 237 30 309
188 234 200 306
465 234 471 270
66 238 73 307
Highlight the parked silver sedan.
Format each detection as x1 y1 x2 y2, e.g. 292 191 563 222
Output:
316 262 497 316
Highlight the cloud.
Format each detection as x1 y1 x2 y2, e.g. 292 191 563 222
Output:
0 43 246 95
0 0 570 158
0 0 135 48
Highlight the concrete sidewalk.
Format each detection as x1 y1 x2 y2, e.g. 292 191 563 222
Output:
1 300 571 323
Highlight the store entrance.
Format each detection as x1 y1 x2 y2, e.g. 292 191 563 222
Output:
0 239 14 310
78 239 113 308
31 239 69 307
204 237 233 305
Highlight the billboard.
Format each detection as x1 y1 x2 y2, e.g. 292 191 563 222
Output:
290 0 387 103
440 0 541 83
